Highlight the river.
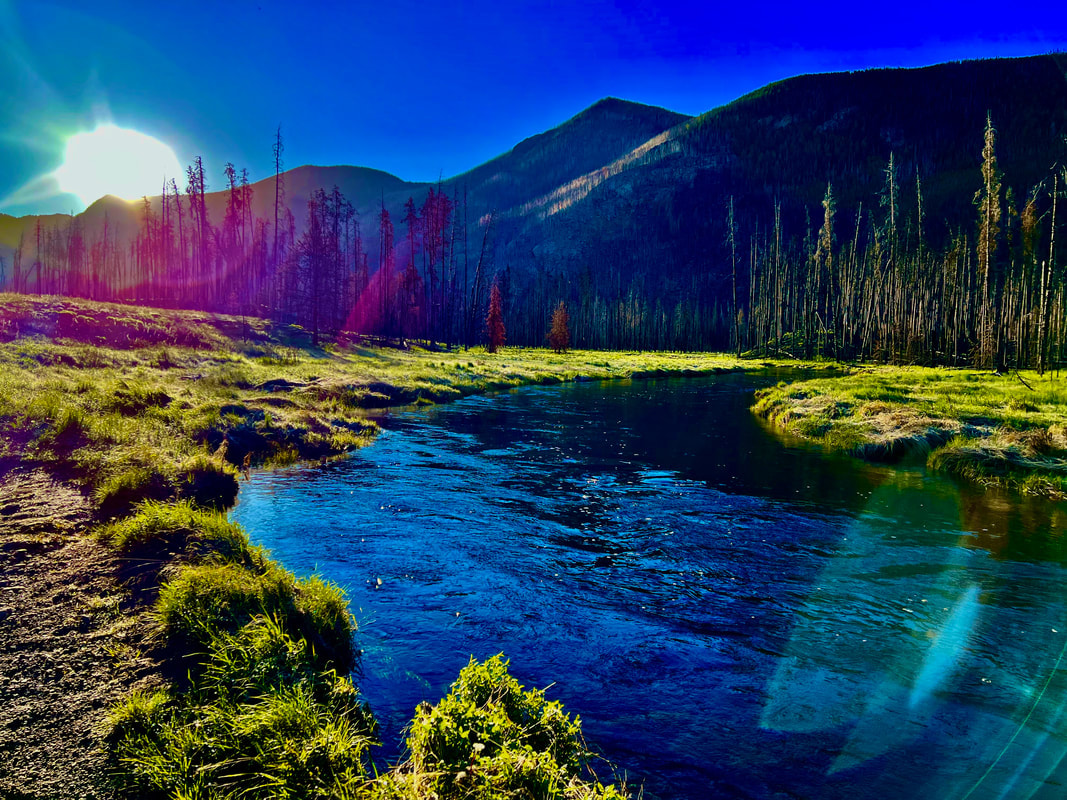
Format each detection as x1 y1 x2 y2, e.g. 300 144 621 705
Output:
230 373 1067 800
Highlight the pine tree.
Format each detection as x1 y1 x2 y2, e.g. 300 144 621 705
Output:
975 112 1002 369
486 281 506 353
547 300 570 353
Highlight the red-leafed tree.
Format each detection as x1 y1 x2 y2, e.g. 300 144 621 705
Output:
547 301 570 353
485 281 506 353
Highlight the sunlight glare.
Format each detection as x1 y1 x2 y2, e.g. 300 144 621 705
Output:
53 125 183 205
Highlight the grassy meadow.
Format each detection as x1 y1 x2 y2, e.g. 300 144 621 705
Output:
753 365 1067 497
0 293 761 518
5 292 1067 797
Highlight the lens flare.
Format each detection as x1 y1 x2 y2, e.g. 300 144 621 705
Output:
53 124 182 205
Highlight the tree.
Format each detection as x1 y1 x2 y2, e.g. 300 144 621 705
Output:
273 126 285 269
547 300 570 352
485 281 506 352
975 112 1002 369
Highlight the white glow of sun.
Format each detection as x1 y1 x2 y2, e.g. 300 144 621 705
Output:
54 125 183 206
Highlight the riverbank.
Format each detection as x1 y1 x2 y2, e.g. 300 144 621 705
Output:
7 293 1064 796
1 293 791 798
752 365 1067 498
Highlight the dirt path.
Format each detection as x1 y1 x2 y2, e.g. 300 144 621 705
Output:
0 469 159 800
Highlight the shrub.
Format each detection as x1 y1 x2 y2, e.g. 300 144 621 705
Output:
397 655 625 800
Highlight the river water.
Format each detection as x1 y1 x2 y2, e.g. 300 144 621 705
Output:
230 374 1067 800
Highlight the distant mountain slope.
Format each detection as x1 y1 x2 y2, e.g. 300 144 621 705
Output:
447 98 690 212
4 54 1066 346
496 53 1067 281
0 97 686 271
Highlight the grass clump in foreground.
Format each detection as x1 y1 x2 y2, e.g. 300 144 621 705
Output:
376 655 625 800
103 502 628 798
105 503 371 798
108 616 375 799
753 365 1067 497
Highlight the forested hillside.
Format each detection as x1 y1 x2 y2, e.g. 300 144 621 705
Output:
2 54 1066 368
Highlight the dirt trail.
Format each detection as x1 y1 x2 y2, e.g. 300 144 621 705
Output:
0 469 158 800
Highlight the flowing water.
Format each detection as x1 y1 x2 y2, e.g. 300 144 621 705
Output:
231 374 1067 800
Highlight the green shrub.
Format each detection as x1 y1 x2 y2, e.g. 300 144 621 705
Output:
396 655 625 800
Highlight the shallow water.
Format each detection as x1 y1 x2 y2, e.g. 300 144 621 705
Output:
231 374 1067 800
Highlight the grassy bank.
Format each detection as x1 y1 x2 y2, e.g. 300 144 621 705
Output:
752 365 1067 497
11 292 1063 796
2 293 786 798
0 293 765 517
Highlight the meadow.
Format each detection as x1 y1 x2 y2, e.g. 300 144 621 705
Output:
3 292 1066 797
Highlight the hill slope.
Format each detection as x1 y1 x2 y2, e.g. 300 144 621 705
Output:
3 54 1066 354
495 54 1067 284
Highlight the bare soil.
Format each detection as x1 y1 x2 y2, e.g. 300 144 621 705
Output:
0 468 160 800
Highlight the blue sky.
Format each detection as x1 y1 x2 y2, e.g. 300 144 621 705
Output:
1 0 1065 216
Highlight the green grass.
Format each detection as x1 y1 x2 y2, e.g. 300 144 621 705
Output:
370 655 626 800
1 293 777 516
107 617 376 800
753 365 1067 496
97 499 250 560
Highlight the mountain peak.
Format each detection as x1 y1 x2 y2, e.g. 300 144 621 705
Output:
579 96 679 117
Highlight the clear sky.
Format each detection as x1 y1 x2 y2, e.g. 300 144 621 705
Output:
1 0 1065 216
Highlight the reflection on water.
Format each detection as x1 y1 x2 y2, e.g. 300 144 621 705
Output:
230 375 1067 800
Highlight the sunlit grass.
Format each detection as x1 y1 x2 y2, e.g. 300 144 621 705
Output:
0 293 795 516
753 365 1067 496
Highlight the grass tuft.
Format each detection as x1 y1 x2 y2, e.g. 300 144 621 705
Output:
378 655 626 800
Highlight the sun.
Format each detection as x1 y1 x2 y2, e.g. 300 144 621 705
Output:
53 125 184 206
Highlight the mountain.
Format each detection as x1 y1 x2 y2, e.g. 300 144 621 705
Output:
446 98 689 212
2 54 1066 353
492 53 1067 284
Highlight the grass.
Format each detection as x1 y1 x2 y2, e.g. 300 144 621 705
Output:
4 294 777 798
9 293 1065 796
367 656 626 800
104 503 368 797
107 617 376 800
1 293 779 516
752 365 1067 497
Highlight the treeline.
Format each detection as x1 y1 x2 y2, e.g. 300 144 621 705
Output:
1 130 504 347
501 115 1066 369
2 116 1064 368
726 115 1065 370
